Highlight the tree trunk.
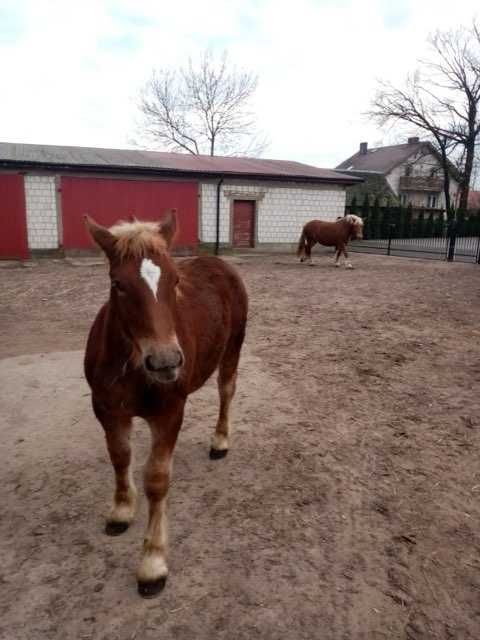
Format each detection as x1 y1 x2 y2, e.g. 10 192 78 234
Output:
439 144 451 214
459 136 475 211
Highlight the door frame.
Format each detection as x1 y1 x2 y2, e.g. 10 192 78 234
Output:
224 189 266 248
231 199 256 248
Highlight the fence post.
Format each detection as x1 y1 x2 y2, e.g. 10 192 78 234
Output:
387 224 394 256
476 236 480 264
447 219 456 261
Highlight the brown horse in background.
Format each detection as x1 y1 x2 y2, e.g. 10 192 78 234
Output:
84 210 248 597
297 214 364 268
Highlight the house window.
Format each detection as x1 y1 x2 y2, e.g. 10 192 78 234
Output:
400 194 407 206
430 168 437 177
405 165 412 176
427 194 437 208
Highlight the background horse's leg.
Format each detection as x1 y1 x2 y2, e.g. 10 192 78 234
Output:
306 240 315 265
343 247 353 269
101 417 137 536
334 246 342 267
137 403 184 597
210 330 245 459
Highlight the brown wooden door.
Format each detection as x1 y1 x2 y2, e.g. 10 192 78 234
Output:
232 200 255 247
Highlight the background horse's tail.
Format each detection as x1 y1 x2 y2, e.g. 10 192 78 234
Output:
296 228 307 259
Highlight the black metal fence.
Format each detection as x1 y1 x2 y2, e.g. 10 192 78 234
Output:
347 205 480 264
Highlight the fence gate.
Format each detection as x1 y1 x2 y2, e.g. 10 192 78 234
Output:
348 207 480 264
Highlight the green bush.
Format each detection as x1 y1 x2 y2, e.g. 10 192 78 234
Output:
416 211 426 237
425 211 435 237
434 213 445 236
361 195 371 238
396 206 406 238
350 195 357 215
472 211 480 236
404 203 413 239
371 196 381 239
464 213 475 236
381 203 392 238
456 209 466 236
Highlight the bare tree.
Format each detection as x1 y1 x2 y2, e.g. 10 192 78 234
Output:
137 50 268 157
369 21 480 211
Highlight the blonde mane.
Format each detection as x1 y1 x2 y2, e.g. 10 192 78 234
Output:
344 214 363 227
109 220 167 259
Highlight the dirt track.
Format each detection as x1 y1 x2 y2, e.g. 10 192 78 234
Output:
1 253 479 640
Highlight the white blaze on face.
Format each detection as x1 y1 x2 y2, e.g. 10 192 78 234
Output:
140 258 161 299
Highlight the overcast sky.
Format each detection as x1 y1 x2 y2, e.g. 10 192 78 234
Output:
0 0 478 169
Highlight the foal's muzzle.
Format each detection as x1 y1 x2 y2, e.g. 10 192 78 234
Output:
144 346 184 382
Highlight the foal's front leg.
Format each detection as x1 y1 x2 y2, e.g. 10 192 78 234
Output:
137 402 184 598
101 416 137 535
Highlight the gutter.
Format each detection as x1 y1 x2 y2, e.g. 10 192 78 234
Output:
214 177 224 256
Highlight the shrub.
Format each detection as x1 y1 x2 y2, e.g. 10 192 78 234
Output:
350 195 358 215
425 211 435 237
456 209 466 236
381 202 392 238
371 196 381 239
434 212 445 236
361 195 371 238
416 211 426 237
404 203 413 238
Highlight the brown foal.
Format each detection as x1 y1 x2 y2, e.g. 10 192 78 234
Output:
84 210 248 597
296 214 364 268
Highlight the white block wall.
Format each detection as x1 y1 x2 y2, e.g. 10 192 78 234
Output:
200 181 346 243
200 182 232 243
25 175 59 249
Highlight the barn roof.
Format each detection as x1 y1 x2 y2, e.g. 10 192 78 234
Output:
0 142 361 185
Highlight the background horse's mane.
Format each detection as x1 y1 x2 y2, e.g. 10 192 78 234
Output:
344 214 363 227
109 220 167 259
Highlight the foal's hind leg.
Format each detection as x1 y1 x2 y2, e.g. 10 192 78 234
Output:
210 333 245 459
101 417 137 535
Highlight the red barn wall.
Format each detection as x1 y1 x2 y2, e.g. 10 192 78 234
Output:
0 174 29 259
60 176 198 251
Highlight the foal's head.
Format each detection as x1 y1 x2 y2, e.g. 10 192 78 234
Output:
344 214 364 240
85 210 184 383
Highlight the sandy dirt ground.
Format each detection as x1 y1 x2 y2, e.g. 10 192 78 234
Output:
0 253 479 640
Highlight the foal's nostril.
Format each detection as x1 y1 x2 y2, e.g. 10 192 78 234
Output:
145 354 160 372
173 349 184 368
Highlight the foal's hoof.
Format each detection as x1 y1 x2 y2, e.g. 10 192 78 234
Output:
105 521 130 536
209 447 228 460
137 576 167 598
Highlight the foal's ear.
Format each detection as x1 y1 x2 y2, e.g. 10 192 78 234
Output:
84 215 117 257
158 208 177 248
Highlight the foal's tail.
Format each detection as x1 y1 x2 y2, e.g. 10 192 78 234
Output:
296 228 307 259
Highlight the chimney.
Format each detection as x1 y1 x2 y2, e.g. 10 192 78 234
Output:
359 142 368 154
408 137 419 144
